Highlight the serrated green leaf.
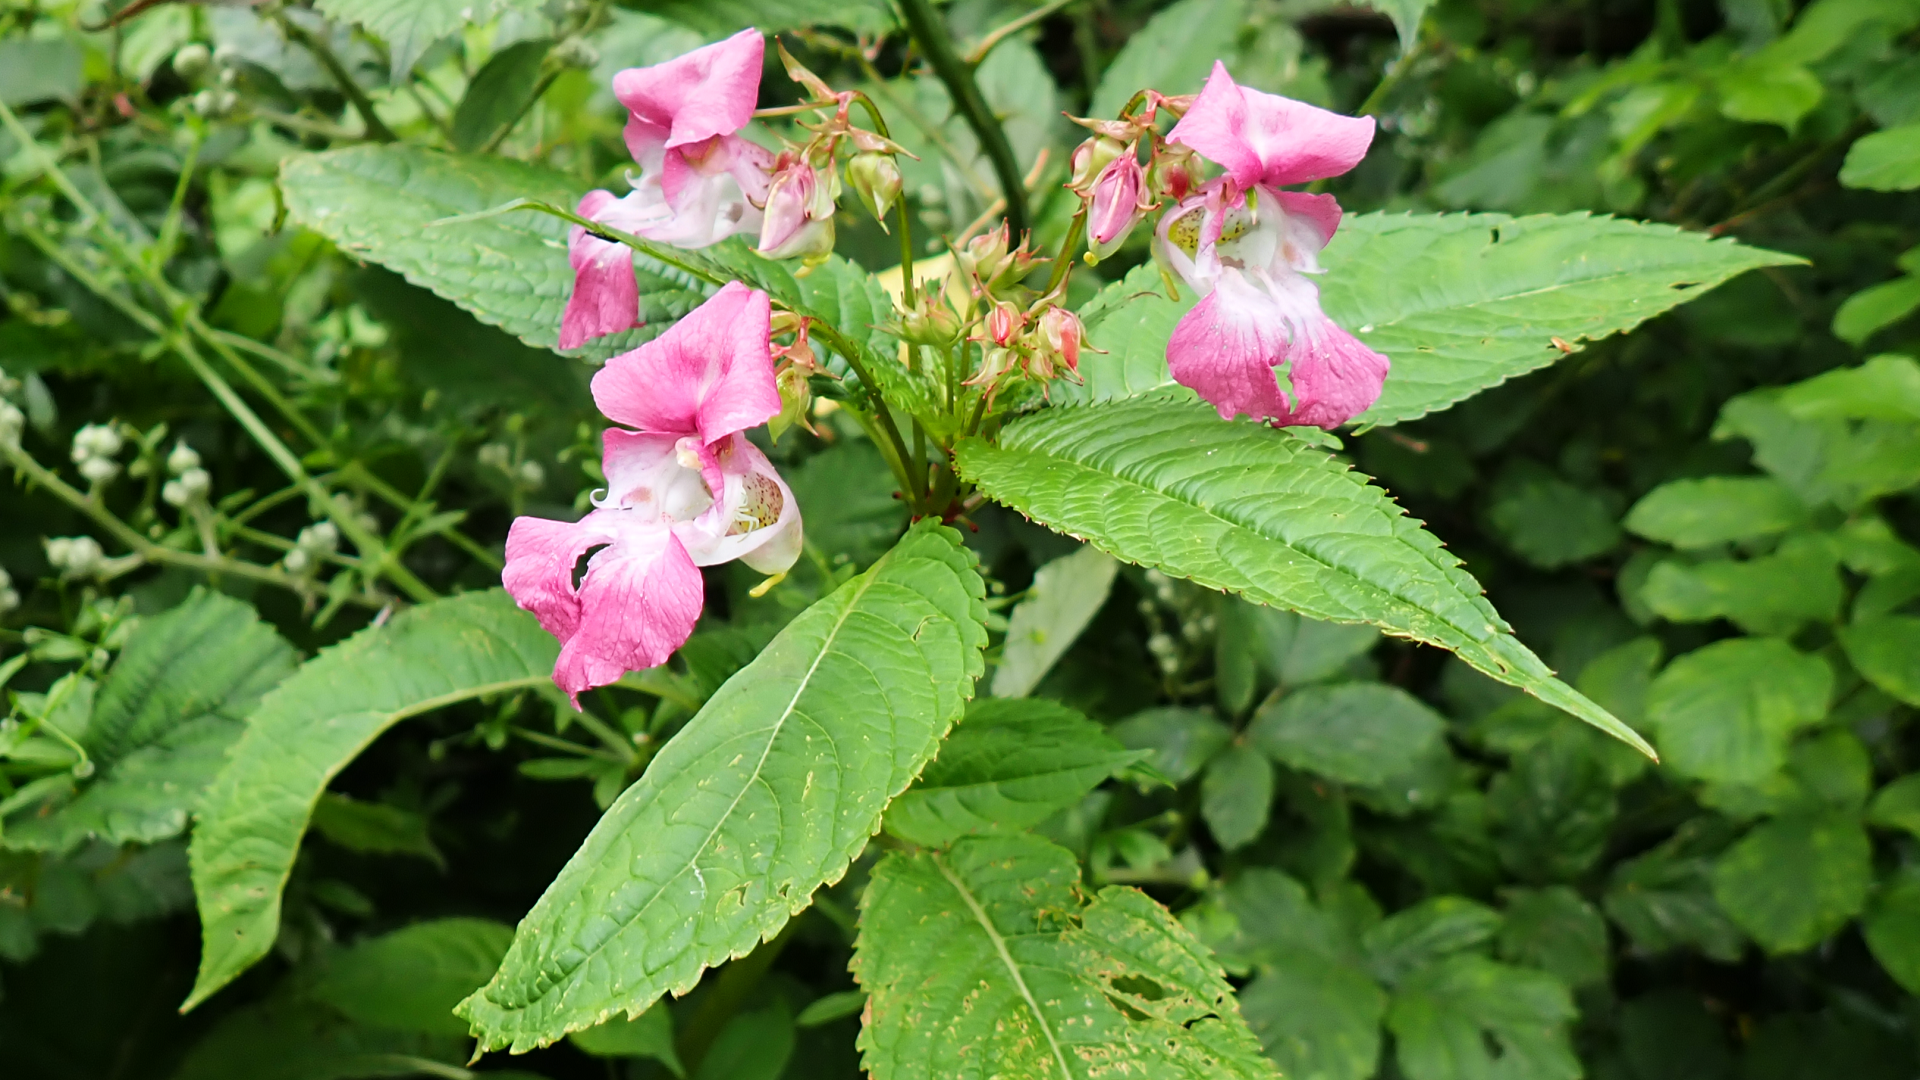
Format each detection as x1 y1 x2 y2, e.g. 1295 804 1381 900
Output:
457 522 986 1052
2 590 296 854
309 919 515 1037
1496 886 1609 989
279 145 700 360
853 833 1280 1080
183 590 558 1011
884 698 1143 847
1110 706 1235 783
314 0 518 80
1624 476 1810 548
1361 897 1503 985
991 546 1119 698
1863 871 1920 994
1640 534 1843 634
1089 0 1245 118
170 998 465 1080
1202 744 1276 850
1249 683 1445 787
1386 955 1579 1080
647 0 894 37
1840 124 1920 191
1712 813 1870 953
1839 615 1920 706
1060 214 1799 427
1643 638 1832 784
954 394 1653 756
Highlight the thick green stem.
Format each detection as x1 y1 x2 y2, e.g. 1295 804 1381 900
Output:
850 93 917 306
811 323 924 507
1044 209 1086 297
897 0 1030 238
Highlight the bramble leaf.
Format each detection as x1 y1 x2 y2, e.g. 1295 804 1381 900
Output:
954 394 1653 754
183 590 558 1011
853 833 1279 1079
457 522 986 1052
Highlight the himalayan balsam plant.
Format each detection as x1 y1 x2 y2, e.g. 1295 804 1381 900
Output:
2 7 1833 1078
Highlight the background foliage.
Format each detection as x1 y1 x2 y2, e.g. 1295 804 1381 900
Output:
0 0 1916 1077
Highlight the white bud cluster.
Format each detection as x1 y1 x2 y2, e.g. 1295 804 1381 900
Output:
283 522 340 576
161 442 212 507
0 566 18 614
479 443 545 490
71 423 125 485
45 536 107 580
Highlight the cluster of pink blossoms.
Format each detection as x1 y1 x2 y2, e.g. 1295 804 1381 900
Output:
512 34 1391 697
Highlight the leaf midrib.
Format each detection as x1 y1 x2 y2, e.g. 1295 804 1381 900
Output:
494 551 895 1027
932 851 1076 1080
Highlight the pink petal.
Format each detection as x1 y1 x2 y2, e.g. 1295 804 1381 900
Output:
1275 317 1391 430
592 281 780 443
674 433 803 573
1169 62 1375 189
502 510 624 645
560 191 641 350
1270 190 1343 248
613 28 764 156
601 429 715 522
1088 155 1148 252
1167 273 1295 422
553 527 705 704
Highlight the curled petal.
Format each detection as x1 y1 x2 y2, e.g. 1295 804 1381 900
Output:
1269 190 1343 251
560 191 642 350
1169 62 1375 190
1274 318 1391 429
592 282 780 443
614 28 764 161
675 433 804 574
553 527 705 704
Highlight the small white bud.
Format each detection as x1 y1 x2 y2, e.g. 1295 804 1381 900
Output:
78 456 121 485
71 423 124 463
167 442 201 475
0 402 22 449
515 460 546 489
0 566 16 615
161 468 210 507
477 443 512 472
296 522 340 556
283 548 311 575
45 536 107 579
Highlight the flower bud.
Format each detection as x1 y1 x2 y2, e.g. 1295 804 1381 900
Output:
477 443 513 473
515 460 546 489
167 441 201 475
0 566 17 615
1148 143 1199 202
283 548 311 575
1068 135 1129 192
1086 155 1152 261
958 225 1013 289
162 467 211 507
895 291 964 347
297 522 341 557
758 158 839 270
768 366 815 443
1032 306 1086 378
846 152 903 226
984 300 1025 347
72 423 123 463
172 43 211 80
45 536 106 580
0 401 22 450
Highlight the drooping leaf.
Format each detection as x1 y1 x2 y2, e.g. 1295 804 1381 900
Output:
991 545 1120 698
308 793 442 866
853 833 1279 1080
1202 744 1277 850
457 522 986 1052
183 590 559 1010
309 919 515 1037
1386 955 1579 1080
2 590 297 854
1643 638 1833 784
954 394 1653 755
883 698 1143 847
1624 476 1811 548
1248 683 1445 787
1059 213 1799 426
1711 813 1871 953
1839 615 1920 707
1831 276 1920 345
279 145 700 359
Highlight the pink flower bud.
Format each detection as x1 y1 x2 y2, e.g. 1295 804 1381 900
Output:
984 300 1024 347
1086 155 1152 260
1035 306 1085 375
758 158 839 267
1068 135 1129 192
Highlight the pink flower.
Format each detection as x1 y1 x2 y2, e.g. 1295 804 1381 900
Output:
1154 63 1389 429
559 30 775 349
1086 154 1152 260
506 282 802 703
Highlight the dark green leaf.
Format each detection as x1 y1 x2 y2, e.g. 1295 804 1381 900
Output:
1248 683 1445 787
1110 706 1235 784
451 39 551 153
309 919 515 1037
1496 886 1609 988
1201 744 1276 850
1361 897 1502 985
570 1004 683 1075
1386 955 1579 1080
1711 813 1871 953
1839 615 1920 706
1863 870 1920 995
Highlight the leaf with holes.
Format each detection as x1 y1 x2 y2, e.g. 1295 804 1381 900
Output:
854 833 1279 1080
954 394 1652 755
183 590 559 1011
457 521 985 1052
1057 213 1798 426
279 145 704 360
